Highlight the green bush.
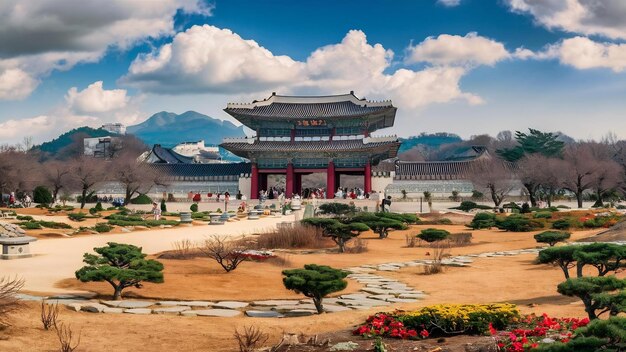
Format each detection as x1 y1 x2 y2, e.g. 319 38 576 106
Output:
452 201 493 212
16 215 33 221
19 221 42 230
533 317 626 352
33 186 53 205
534 231 571 246
94 202 104 212
468 212 496 229
94 223 113 233
552 218 573 230
521 203 531 213
130 194 152 205
68 212 87 221
495 215 543 232
38 221 72 229
160 199 167 212
417 228 450 242
190 203 198 212
89 207 98 215
556 205 571 209
533 211 553 219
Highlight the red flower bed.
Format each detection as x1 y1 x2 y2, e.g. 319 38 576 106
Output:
491 314 589 352
353 313 426 340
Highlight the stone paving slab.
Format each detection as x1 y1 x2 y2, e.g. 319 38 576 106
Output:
103 307 124 314
124 308 152 315
153 306 191 314
81 303 107 313
252 300 301 306
191 309 242 317
213 301 249 309
157 301 214 307
284 309 316 317
246 310 284 318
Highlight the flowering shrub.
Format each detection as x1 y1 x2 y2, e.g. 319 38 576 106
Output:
353 313 424 339
399 304 521 336
491 314 590 352
354 304 520 340
237 250 275 261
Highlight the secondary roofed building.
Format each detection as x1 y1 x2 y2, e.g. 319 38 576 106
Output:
220 92 400 199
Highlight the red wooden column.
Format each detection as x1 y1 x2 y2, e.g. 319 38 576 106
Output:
294 173 302 196
364 160 372 194
286 162 294 198
250 163 259 199
326 160 335 199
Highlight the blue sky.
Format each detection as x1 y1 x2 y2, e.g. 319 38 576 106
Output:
2 0 626 143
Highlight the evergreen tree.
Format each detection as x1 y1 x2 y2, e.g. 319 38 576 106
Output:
282 264 348 314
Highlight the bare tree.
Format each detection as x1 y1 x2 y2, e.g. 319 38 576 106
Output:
108 135 148 159
517 154 545 206
0 150 40 202
69 156 107 209
109 152 163 205
42 160 72 202
199 235 249 272
55 323 81 352
561 144 599 208
0 276 24 328
469 157 517 207
536 157 566 207
233 325 269 352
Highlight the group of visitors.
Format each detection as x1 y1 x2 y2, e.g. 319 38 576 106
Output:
187 191 232 203
334 187 370 200
2 192 31 207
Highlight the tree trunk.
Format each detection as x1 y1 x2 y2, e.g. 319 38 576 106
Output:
52 186 60 203
576 262 584 278
338 238 345 253
576 193 583 209
560 264 570 279
524 183 537 207
80 188 87 209
583 297 597 320
124 188 132 206
312 296 324 314
113 285 123 300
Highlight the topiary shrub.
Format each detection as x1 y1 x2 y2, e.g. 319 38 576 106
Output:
16 215 33 221
190 203 198 212
417 228 450 243
496 215 543 232
33 186 53 205
534 231 571 246
467 212 496 229
19 221 42 230
130 194 152 205
94 223 113 233
521 203 531 213
75 242 164 300
318 203 356 216
89 207 98 215
160 199 166 213
533 317 626 352
557 276 626 319
552 218 573 230
282 264 348 314
68 213 87 222
94 202 103 212
452 201 492 212
534 211 553 219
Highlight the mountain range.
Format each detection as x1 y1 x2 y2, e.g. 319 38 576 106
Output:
127 111 245 147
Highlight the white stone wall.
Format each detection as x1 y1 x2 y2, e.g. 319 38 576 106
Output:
371 171 394 194
238 175 251 199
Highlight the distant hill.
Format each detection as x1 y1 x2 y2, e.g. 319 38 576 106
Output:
127 111 245 148
398 133 462 154
37 126 114 154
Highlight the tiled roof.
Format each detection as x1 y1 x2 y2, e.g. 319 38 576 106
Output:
226 101 392 119
151 145 195 164
395 160 478 180
221 139 400 155
149 163 251 177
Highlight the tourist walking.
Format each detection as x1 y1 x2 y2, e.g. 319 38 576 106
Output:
382 196 392 213
152 202 161 220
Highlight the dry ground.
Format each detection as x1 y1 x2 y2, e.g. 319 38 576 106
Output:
0 207 621 352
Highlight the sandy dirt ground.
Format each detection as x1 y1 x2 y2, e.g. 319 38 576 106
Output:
1 215 618 352
0 214 293 294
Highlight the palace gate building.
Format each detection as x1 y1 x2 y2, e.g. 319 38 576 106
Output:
220 92 400 199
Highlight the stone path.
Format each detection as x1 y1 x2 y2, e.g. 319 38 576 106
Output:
18 242 625 318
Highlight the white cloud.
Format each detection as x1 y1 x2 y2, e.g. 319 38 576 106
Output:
0 0 211 100
0 68 38 100
437 0 461 7
507 0 626 39
405 32 510 66
0 115 52 139
123 26 490 109
545 36 626 72
66 81 129 113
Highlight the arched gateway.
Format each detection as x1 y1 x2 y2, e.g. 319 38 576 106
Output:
220 92 400 199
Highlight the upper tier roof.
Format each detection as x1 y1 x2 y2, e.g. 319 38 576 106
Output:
224 92 397 130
